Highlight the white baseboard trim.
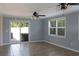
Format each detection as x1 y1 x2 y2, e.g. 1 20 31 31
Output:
44 40 79 53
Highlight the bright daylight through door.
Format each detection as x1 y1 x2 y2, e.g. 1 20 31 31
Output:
10 21 29 44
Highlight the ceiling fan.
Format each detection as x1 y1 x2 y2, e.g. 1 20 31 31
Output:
57 3 79 10
32 11 46 18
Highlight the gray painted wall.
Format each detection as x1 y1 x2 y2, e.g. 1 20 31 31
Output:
43 13 79 51
2 16 43 45
29 19 43 41
3 17 10 44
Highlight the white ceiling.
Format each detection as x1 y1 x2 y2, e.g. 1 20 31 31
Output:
0 3 79 18
0 3 57 16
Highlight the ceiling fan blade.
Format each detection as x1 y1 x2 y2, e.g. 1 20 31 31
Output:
68 3 79 5
33 11 46 18
38 15 46 16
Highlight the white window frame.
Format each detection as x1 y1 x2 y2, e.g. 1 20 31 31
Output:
48 17 66 38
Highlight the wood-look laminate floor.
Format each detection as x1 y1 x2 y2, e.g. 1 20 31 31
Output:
0 42 79 56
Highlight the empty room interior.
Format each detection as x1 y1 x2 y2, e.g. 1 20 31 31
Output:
0 3 79 56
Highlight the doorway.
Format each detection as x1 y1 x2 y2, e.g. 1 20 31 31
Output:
10 20 30 44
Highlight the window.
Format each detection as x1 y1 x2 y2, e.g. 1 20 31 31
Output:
49 17 66 37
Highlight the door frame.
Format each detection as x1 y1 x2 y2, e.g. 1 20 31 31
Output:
9 19 31 44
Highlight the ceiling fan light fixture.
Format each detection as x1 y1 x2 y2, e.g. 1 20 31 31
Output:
32 15 39 20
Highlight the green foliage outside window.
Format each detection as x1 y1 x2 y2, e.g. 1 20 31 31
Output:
11 21 29 28
57 20 65 27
